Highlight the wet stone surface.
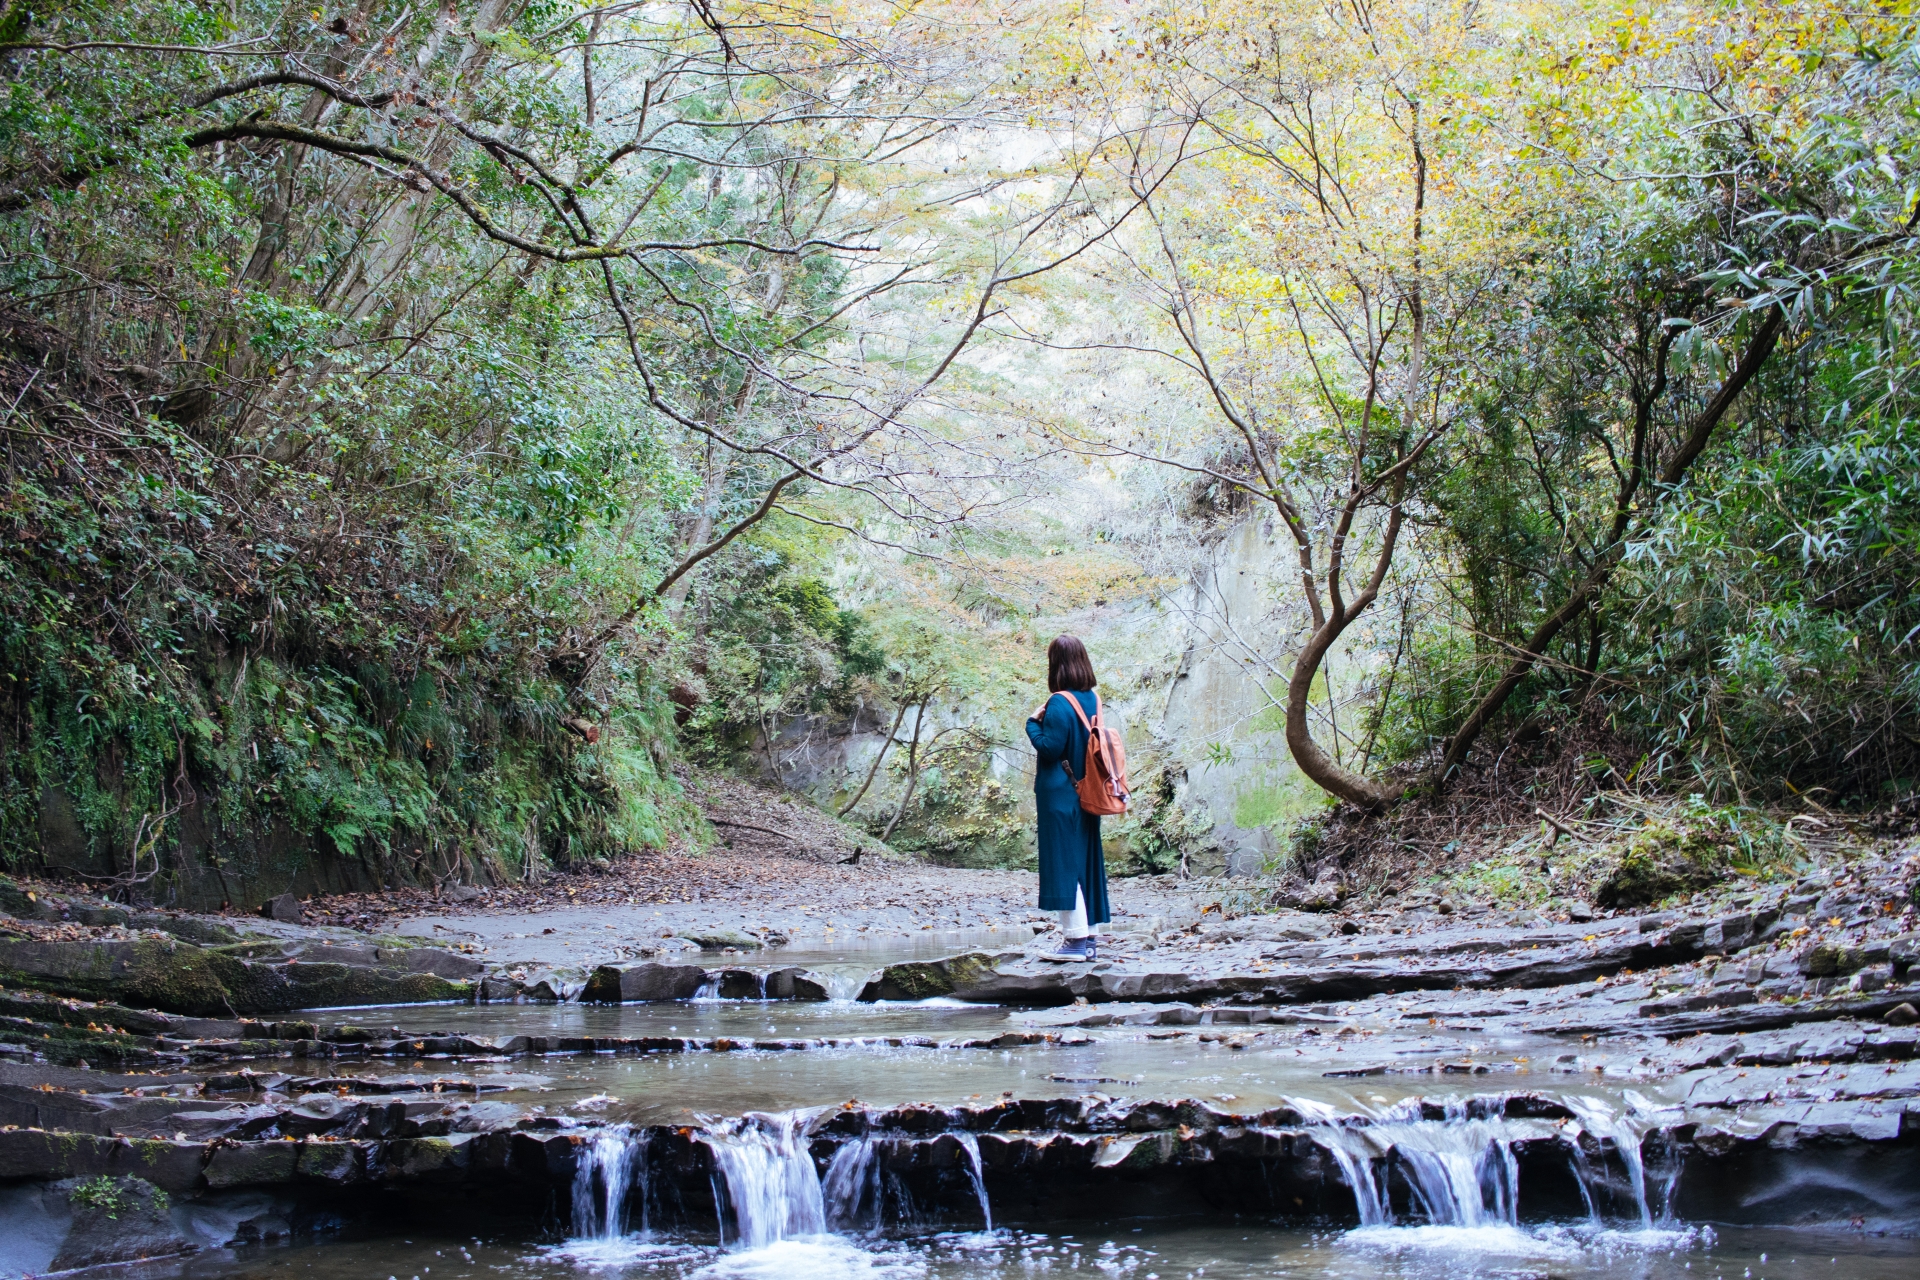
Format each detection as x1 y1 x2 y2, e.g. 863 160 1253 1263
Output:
0 843 1916 1274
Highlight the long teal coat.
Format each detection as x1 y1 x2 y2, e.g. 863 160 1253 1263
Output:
1026 690 1111 925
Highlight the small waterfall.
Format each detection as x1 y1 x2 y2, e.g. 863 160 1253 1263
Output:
572 1126 647 1240
821 1136 880 1232
954 1132 993 1232
817 969 867 1001
702 1111 828 1248
1309 1094 1667 1232
1314 1102 1524 1229
1563 1094 1655 1229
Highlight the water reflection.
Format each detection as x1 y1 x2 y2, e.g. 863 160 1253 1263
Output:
147 1219 1919 1280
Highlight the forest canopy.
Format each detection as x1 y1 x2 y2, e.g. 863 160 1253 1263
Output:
1 0 1915 897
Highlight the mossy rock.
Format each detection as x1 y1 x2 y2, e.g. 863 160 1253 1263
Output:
51 1175 191 1272
942 952 1004 996
297 1139 366 1183
204 1141 299 1188
0 1021 161 1066
1592 824 1729 909
383 1135 470 1180
859 952 1001 1001
0 937 232 1013
128 912 243 945
0 937 471 1015
0 879 62 922
1797 942 1878 978
865 960 954 1000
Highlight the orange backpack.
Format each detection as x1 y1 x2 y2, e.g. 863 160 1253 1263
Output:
1053 691 1130 815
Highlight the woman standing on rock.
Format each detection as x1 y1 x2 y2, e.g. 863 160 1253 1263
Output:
1026 634 1112 962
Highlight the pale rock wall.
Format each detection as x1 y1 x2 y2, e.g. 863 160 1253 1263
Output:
763 517 1398 873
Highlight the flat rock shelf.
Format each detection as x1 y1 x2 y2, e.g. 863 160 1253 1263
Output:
0 863 1917 1278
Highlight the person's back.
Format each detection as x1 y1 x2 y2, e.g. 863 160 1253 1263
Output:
1025 636 1111 962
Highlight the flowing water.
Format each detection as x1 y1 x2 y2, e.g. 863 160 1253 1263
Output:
820 1137 882 1233
133 1210 1920 1280
184 993 1914 1277
574 1127 649 1240
702 1113 831 1248
452 1091 1908 1278
280 995 1645 1125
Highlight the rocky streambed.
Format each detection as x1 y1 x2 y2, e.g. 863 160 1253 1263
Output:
0 844 1915 1277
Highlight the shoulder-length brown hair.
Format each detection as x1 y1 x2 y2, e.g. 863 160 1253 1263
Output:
1047 634 1097 693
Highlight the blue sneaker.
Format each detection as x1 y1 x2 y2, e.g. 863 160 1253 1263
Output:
1039 936 1095 963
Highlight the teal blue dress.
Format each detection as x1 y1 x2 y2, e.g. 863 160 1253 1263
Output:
1026 690 1111 924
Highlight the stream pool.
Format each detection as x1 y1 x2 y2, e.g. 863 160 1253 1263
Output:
279 994 1653 1123
195 993 1912 1278
125 1216 1920 1280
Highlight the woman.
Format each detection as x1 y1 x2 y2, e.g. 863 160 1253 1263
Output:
1025 634 1111 962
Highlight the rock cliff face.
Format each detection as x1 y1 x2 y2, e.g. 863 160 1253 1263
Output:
32 773 443 913
762 515 1379 875
1149 518 1361 876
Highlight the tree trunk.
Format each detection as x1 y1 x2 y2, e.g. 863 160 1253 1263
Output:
838 700 909 817
1575 607 1604 706
1287 612 1405 808
1439 305 1785 781
667 420 728 623
879 698 931 841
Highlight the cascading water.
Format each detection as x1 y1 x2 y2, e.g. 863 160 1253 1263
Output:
954 1132 994 1232
1302 1094 1664 1232
1563 1093 1657 1229
816 970 866 1001
701 1112 829 1248
820 1136 880 1232
572 1126 648 1240
567 1092 1660 1257
702 1114 994 1247
1311 1101 1527 1229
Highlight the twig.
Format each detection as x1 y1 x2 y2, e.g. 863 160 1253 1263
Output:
1535 808 1583 845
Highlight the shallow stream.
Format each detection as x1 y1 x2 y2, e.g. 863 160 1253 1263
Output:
179 986 1913 1278
135 1212 1920 1280
278 994 1647 1123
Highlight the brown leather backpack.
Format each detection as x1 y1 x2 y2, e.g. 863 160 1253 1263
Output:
1052 691 1130 816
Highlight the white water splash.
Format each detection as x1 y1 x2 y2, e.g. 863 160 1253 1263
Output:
1311 1100 1533 1229
821 1136 880 1232
702 1112 829 1248
545 1238 709 1271
691 1237 926 1280
953 1133 993 1232
1342 1221 1581 1261
571 1126 646 1240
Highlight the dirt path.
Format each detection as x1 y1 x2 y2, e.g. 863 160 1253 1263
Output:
321 773 1208 969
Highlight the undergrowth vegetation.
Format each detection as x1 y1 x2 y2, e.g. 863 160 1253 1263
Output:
2 0 1917 907
1300 24 1920 824
0 0 1009 900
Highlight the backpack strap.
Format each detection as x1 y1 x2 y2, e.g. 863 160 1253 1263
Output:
1051 690 1097 731
1049 690 1097 782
